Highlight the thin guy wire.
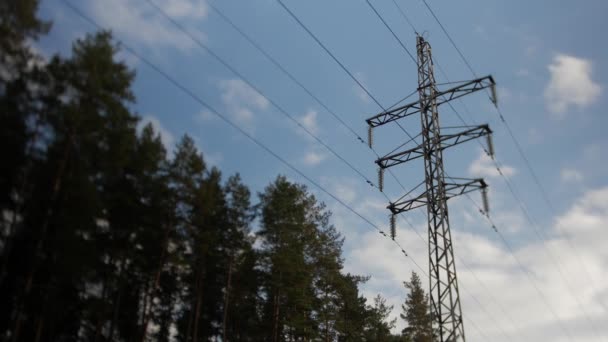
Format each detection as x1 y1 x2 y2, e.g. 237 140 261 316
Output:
365 0 416 64
276 0 418 148
205 1 366 145
372 0 571 335
276 0 388 112
419 0 602 300
62 5 499 341
208 4 508 339
383 3 601 339
385 88 419 111
391 0 417 34
209 1 419 148
419 0 477 78
60 0 424 292
417 0 606 336
144 0 376 189
275 2 521 339
276 2 506 340
207 1 419 213
395 198 520 342
374 1 600 339
464 193 578 341
395 212 514 342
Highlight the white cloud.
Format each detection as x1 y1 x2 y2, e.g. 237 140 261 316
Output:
302 150 326 166
195 109 215 123
561 168 584 183
342 186 608 340
299 109 319 135
218 79 269 128
162 0 207 18
89 0 207 52
469 150 516 178
324 178 358 203
544 54 601 117
138 115 174 152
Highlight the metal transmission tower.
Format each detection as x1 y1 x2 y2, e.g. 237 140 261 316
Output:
366 35 497 342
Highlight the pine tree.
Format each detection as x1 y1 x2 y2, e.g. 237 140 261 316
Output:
364 294 397 341
401 272 434 342
0 4 431 339
334 274 370 341
258 176 320 341
222 173 260 341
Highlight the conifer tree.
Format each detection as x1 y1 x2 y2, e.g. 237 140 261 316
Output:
401 272 434 342
0 3 419 340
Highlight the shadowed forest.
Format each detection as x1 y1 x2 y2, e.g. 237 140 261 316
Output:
0 1 435 341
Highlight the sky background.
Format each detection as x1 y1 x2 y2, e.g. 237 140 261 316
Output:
35 0 608 340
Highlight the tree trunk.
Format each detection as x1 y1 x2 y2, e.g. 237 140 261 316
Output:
12 136 72 342
192 268 204 342
272 290 281 342
94 254 112 342
222 254 234 342
140 227 170 342
33 315 44 342
109 257 127 340
109 285 124 340
140 279 151 327
0 115 43 289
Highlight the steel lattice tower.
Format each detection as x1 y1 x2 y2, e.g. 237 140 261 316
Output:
366 35 498 342
417 34 465 342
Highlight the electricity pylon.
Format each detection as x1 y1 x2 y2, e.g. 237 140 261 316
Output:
366 35 497 342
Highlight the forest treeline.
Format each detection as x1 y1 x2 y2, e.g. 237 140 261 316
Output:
0 1 435 341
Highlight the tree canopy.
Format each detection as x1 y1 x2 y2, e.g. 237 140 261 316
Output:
0 2 434 341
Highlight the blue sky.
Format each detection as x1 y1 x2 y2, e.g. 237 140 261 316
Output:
37 0 608 340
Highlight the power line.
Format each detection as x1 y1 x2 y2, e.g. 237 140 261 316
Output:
365 0 416 64
414 0 607 337
361 3 524 340
275 1 514 339
59 0 422 294
274 1 520 340
391 0 417 34
463 193 577 341
205 1 366 145
205 3 424 247
275 0 388 113
63 4 504 340
419 0 477 78
418 0 602 300
143 0 377 190
362 2 601 340
276 0 424 148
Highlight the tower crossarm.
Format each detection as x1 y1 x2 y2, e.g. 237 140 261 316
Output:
444 178 487 199
375 125 491 169
366 76 495 128
388 178 487 215
367 35 497 341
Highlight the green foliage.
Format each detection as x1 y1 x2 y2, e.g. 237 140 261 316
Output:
0 3 406 341
401 272 434 342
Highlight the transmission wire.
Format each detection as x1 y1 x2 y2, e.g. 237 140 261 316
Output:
276 1 515 340
60 0 427 303
415 0 606 337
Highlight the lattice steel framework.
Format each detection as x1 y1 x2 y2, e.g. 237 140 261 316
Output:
366 35 498 342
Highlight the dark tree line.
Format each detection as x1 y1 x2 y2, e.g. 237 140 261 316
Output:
0 1 435 341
